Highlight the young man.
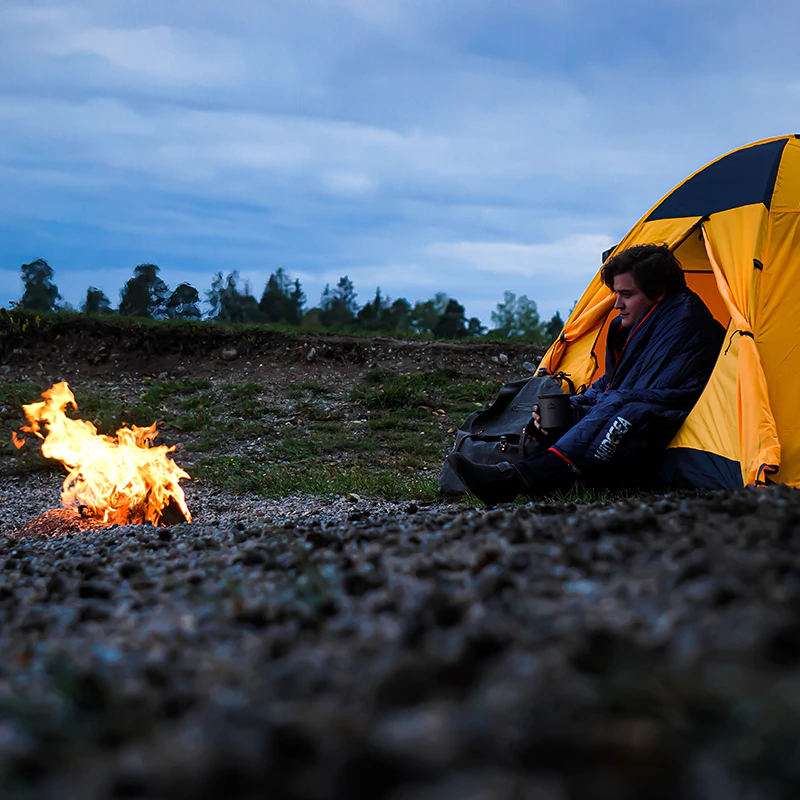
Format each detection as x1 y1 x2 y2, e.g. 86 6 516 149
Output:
447 244 726 504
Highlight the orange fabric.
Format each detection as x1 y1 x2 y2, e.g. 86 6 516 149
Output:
684 273 730 327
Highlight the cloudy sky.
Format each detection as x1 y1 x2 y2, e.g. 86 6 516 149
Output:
1 0 797 325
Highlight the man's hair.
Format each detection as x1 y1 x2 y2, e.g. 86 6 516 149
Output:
601 244 686 301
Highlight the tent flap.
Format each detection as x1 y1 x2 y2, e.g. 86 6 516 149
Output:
702 216 780 485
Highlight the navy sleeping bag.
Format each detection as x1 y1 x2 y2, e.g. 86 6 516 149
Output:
550 288 726 474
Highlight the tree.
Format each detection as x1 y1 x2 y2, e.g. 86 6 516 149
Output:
434 298 467 339
411 292 450 334
357 287 390 331
290 279 305 324
18 259 61 312
206 271 261 323
259 268 304 325
466 317 486 337
544 311 565 342
490 291 544 342
383 298 412 334
289 278 306 325
166 283 202 319
82 286 113 314
119 263 169 318
319 276 358 328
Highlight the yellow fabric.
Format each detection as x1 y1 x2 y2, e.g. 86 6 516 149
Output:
668 320 740 461
674 225 713 272
754 209 800 485
702 214 780 484
537 136 800 486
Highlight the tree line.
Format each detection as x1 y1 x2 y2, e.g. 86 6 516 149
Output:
8 258 564 344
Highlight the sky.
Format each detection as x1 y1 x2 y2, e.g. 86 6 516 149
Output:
1 0 798 326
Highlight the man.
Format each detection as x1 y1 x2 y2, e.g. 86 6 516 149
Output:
447 244 726 504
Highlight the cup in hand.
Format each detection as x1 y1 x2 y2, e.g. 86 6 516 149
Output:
537 392 573 431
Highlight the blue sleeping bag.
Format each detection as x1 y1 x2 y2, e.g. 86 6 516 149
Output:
551 287 726 474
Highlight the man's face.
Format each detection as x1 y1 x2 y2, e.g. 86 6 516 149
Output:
612 272 657 328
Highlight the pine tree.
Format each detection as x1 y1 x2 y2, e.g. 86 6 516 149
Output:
289 279 305 325
434 298 467 339
383 298 412 334
206 271 261 322
320 276 358 327
259 267 303 324
411 293 449 334
357 287 389 331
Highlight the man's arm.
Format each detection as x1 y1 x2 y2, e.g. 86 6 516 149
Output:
570 372 608 422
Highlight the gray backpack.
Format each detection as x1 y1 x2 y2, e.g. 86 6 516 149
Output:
439 374 569 494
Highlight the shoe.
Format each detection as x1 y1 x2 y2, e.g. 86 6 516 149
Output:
446 453 525 505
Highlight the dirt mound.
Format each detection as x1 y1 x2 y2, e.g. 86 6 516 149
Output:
1 311 544 383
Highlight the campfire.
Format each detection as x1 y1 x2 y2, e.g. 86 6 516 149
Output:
13 382 191 527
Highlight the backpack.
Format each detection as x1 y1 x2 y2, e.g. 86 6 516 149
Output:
438 373 573 494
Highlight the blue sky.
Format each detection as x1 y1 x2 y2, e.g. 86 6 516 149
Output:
1 0 798 325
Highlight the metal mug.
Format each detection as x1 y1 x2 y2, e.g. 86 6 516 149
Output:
537 392 573 431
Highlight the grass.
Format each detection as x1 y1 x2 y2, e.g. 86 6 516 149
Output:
182 368 525 502
3 365 629 505
192 456 440 501
141 379 211 405
0 381 47 472
287 380 329 399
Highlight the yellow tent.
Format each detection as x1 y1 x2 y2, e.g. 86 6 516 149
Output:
538 135 800 489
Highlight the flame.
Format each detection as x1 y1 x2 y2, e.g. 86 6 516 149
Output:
16 382 191 526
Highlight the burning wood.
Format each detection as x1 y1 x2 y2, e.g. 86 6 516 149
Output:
13 382 191 526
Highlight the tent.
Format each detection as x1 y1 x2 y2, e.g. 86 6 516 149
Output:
537 134 800 489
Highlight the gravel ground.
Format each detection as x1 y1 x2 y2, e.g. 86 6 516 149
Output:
4 475 800 799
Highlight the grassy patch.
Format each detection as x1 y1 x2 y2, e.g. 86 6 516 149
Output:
176 391 216 411
185 433 223 452
0 366 505 498
542 483 642 504
173 411 216 432
219 382 274 418
287 380 329 399
350 368 501 416
141 379 211 405
192 456 439 501
74 393 163 435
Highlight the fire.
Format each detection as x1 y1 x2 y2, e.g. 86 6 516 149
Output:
15 382 191 526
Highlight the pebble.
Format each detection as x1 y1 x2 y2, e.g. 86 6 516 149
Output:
3 474 800 798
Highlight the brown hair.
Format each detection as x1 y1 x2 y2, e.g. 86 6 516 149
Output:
601 244 686 301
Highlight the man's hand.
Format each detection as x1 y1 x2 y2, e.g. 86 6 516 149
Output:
532 404 548 437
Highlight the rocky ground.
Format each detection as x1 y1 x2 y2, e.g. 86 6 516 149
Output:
3 329 800 799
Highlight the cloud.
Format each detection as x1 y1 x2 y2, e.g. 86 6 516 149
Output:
426 234 615 279
40 25 245 85
2 0 799 329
